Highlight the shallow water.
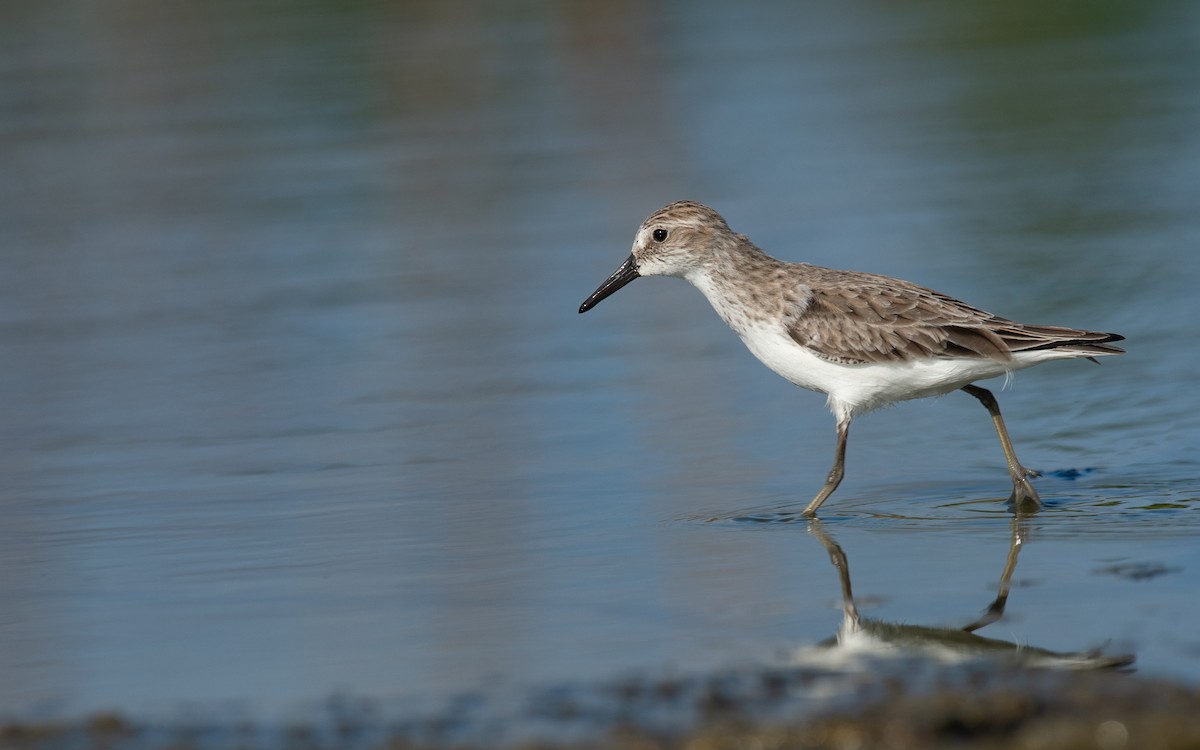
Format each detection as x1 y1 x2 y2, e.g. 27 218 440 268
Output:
1 0 1198 722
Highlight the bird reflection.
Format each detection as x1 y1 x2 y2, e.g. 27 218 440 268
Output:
802 519 1134 670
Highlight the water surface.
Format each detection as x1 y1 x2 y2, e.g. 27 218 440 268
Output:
1 0 1198 721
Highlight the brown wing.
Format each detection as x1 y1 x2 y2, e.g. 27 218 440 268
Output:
787 281 1013 365
785 268 1126 367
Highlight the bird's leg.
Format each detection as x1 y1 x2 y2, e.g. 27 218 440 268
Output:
961 384 1041 509
802 417 850 517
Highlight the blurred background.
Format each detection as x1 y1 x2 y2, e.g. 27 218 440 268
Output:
1 0 1198 722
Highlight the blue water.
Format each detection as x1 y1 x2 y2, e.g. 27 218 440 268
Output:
1 0 1198 721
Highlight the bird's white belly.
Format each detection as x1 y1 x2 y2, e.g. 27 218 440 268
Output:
736 324 1018 418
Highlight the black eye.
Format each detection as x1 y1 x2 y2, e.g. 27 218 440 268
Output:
652 228 668 242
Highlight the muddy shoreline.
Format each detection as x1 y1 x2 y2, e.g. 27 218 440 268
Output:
4 663 1198 750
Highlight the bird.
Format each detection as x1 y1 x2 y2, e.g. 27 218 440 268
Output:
578 200 1124 516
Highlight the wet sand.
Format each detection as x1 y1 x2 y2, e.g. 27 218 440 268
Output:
4 665 1199 750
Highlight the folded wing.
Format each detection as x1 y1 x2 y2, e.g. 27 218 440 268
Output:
787 278 1124 366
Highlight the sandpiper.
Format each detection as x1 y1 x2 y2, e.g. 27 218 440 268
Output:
579 201 1124 516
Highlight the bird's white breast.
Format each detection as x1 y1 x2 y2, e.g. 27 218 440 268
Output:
735 323 1018 420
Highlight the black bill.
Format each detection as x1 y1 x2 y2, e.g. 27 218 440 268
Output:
578 254 640 313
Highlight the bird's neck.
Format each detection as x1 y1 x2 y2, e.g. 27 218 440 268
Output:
683 247 797 335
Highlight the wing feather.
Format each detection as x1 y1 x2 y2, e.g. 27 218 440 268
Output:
786 275 1123 364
